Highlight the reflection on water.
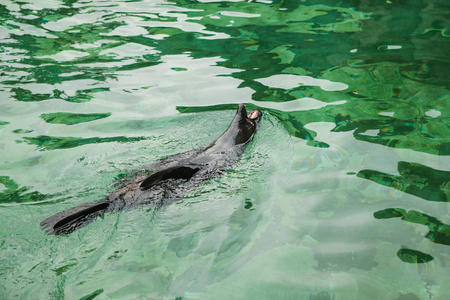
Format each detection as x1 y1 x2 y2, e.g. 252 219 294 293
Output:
0 175 53 203
1 0 450 298
374 208 450 246
374 207 450 264
397 248 434 264
11 87 110 103
358 161 450 202
40 112 111 125
20 134 155 151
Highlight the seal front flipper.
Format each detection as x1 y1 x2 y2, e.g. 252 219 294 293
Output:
140 165 200 191
40 200 110 235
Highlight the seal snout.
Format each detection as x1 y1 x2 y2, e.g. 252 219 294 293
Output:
233 104 262 129
247 109 261 120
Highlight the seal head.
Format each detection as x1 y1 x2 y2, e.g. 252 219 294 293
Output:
214 104 262 147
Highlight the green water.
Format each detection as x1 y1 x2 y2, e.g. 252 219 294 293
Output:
1 0 449 299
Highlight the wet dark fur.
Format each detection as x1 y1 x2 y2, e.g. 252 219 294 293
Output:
41 104 262 235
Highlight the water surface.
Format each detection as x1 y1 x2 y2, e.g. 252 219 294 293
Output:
1 0 449 299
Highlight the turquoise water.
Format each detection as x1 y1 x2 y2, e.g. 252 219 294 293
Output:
1 0 449 299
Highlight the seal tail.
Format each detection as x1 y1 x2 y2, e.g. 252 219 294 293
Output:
40 200 111 235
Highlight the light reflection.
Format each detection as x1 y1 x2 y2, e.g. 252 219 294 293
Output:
255 74 349 92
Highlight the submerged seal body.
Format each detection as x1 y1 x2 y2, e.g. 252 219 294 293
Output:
41 104 262 235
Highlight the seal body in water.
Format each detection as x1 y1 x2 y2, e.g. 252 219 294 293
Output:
41 104 262 235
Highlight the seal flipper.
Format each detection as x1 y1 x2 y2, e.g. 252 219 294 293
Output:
40 201 110 235
140 166 200 191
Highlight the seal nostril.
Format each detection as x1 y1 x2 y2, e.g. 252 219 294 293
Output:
247 110 260 120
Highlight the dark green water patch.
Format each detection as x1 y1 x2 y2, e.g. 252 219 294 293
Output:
11 87 109 103
19 135 155 151
358 161 450 202
374 208 450 246
373 208 406 219
0 176 53 204
52 259 78 276
177 103 249 114
244 198 255 211
0 121 9 126
397 248 434 264
11 87 51 102
41 112 111 125
12 129 33 134
78 289 104 300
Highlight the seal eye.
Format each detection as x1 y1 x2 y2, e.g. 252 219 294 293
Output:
247 110 260 120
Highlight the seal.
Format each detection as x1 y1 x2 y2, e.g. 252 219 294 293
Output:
40 104 262 235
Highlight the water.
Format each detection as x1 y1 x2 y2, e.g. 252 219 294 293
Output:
1 0 449 299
